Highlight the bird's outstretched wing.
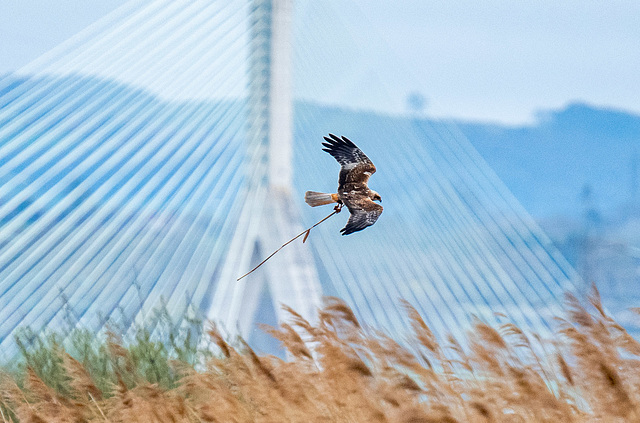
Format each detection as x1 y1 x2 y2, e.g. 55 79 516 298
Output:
341 200 383 235
322 134 376 186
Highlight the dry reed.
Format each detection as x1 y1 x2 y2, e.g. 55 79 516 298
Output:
2 287 640 422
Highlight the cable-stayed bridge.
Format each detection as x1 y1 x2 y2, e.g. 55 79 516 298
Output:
0 0 580 358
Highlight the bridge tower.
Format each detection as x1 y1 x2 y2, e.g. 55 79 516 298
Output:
207 0 323 341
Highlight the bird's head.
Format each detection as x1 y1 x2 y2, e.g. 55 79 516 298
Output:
371 190 382 202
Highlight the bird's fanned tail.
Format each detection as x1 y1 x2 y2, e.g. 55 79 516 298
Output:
305 191 339 207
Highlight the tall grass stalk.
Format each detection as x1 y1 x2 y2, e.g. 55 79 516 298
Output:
2 288 640 422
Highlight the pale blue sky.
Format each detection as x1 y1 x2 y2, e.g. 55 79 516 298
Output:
2 0 639 124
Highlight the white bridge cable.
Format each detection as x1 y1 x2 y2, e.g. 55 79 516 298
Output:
390 123 564 332
208 87 278 326
0 0 258 352
0 0 244 168
6 129 238 341
83 113 247 336
0 113 248 354
290 6 418 333
373 118 552 333
293 108 499 339
0 2 249 237
0 97 182 306
0 0 205 131
0 87 152 225
0 0 245 192
298 2 492 334
218 188 280 328
294 106 544 338
417 122 563 290
300 107 556 340
0 64 246 262
357 117 545 328
114 68 276 326
30 0 238 88
291 1 568 337
0 1 251 237
0 0 582 356
0 14 253 306
208 176 268 326
4 100 246 337
0 63 249 304
0 77 127 149
437 122 579 286
294 113 434 336
415 122 572 316
142 114 274 326
343 0 578 306
290 13 508 335
0 95 173 296
0 100 247 348
7 0 155 78
156 143 263 330
202 105 270 324
42 11 266 348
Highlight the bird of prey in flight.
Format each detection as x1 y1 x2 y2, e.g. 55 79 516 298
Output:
305 134 383 235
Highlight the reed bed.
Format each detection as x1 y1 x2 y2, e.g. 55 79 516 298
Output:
2 287 640 422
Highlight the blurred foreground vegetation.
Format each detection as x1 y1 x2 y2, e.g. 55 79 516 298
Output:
2 288 640 422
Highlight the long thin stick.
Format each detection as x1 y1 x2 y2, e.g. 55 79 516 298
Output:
237 205 342 281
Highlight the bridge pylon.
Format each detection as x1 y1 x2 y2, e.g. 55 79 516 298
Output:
207 0 323 342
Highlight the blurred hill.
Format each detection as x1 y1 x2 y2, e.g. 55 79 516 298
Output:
304 100 640 324
457 103 640 324
458 102 640 220
5 73 636 222
3 73 639 326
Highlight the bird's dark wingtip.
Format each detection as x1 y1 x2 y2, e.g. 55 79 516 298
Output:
341 135 355 146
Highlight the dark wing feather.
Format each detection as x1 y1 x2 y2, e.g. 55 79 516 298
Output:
322 134 376 186
340 201 383 235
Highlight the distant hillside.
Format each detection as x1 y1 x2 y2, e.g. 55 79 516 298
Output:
4 72 638 222
456 103 640 219
2 73 638 333
296 100 640 222
455 104 640 313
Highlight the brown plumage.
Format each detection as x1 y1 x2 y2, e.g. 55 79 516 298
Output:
305 134 383 235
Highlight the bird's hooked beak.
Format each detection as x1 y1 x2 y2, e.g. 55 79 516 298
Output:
372 192 382 202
